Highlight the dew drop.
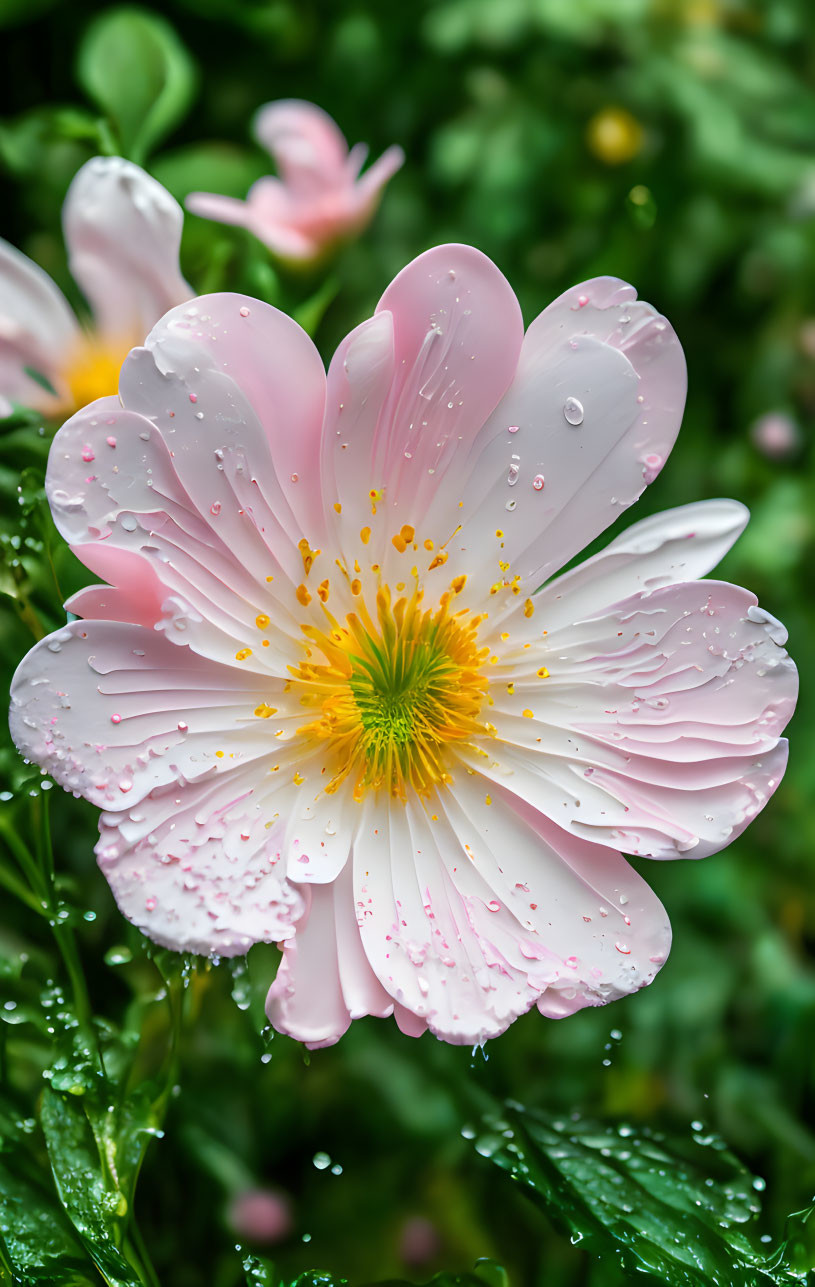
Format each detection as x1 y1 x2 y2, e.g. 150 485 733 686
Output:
111 713 122 724
563 397 584 426
81 445 95 463
189 393 198 404
120 514 138 532
532 474 545 491
239 306 250 318
507 424 519 434
210 501 222 516
615 941 631 954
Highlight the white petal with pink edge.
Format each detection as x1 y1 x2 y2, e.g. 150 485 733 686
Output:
466 580 796 859
423 276 687 602
97 773 304 956
349 785 670 1044
267 860 393 1047
63 157 191 344
0 236 78 411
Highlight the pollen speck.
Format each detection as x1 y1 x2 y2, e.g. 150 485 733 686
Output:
524 599 535 618
360 526 371 544
296 584 312 606
522 708 534 718
256 613 270 629
235 647 252 660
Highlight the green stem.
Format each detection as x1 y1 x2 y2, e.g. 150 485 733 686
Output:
0 817 47 901
35 796 102 1069
125 1222 161 1287
0 860 48 914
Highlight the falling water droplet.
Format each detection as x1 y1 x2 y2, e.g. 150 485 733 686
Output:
563 397 584 426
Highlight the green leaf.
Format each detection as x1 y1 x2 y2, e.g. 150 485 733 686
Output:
0 1158 97 1285
76 7 196 164
39 1087 144 1287
469 1103 790 1286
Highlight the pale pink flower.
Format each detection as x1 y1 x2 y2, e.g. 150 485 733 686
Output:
227 1188 292 1243
750 411 800 460
0 156 191 418
186 100 403 263
10 246 797 1048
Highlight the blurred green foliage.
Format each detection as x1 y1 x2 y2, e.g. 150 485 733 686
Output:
1 0 815 1284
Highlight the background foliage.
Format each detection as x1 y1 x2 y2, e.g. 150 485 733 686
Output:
1 0 814 1283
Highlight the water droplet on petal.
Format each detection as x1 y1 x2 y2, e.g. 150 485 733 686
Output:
532 474 545 491
239 306 250 317
563 397 584 426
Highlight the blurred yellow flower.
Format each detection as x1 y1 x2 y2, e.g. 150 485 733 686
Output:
586 107 644 166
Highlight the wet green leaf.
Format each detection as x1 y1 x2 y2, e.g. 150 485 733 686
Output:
0 1158 97 1285
470 1103 796 1286
76 7 196 163
39 1087 145 1287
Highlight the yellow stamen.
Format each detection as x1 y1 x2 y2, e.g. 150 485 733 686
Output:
289 582 490 801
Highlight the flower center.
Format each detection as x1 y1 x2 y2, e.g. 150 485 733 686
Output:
61 334 128 412
289 583 490 801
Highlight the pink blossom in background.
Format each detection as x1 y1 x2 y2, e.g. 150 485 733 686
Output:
186 99 404 263
0 156 191 418
10 245 797 1048
399 1216 442 1268
750 411 801 460
227 1188 293 1244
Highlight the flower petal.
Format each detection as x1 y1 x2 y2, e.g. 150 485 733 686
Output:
63 157 192 344
253 99 350 191
471 580 797 860
321 244 524 583
97 774 304 956
354 144 405 203
8 619 300 811
0 236 78 410
117 292 327 541
532 499 749 633
65 544 167 628
267 859 393 1047
432 276 687 600
351 785 669 1044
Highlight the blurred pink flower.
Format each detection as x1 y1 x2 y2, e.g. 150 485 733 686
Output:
10 246 797 1047
186 100 403 263
399 1216 442 1268
750 411 800 460
0 156 191 418
227 1188 292 1244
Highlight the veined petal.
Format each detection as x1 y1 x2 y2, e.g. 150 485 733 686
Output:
322 244 524 585
532 499 750 633
350 785 670 1043
267 860 393 1047
118 292 328 542
97 774 304 956
63 157 192 344
8 620 303 811
432 276 686 601
469 580 797 860
0 236 78 411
